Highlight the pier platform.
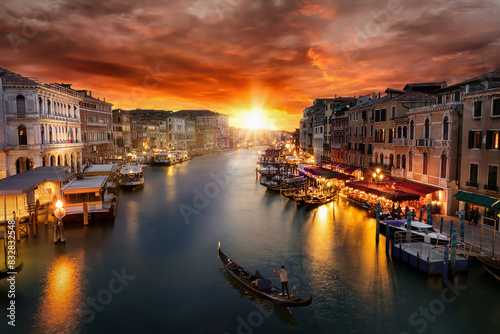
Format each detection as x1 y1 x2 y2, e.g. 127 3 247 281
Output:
392 242 468 275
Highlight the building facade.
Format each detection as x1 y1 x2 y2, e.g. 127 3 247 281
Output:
0 67 83 178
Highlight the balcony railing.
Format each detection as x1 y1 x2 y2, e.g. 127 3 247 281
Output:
466 181 479 188
13 142 84 150
86 121 108 127
415 139 433 147
484 184 499 192
393 138 407 146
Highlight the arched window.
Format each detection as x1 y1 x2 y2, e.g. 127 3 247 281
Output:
410 120 415 140
15 157 33 174
16 95 26 114
41 125 45 144
380 153 384 164
18 125 27 145
375 152 378 163
441 154 447 179
396 154 401 168
442 116 449 140
424 118 430 139
38 97 43 113
408 152 413 172
47 100 51 114
397 126 402 139
402 154 406 169
403 126 408 139
49 126 53 144
75 129 78 142
389 154 394 167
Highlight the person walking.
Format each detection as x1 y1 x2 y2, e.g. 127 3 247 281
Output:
273 265 290 298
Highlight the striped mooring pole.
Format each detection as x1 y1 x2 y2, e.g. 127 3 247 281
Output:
443 246 449 283
376 201 380 244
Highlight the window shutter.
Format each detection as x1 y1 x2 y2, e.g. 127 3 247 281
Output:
468 131 474 148
478 131 482 149
486 131 492 149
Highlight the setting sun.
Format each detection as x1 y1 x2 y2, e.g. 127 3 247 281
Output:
245 110 267 129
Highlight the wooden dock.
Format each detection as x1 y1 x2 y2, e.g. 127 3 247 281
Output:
392 242 468 275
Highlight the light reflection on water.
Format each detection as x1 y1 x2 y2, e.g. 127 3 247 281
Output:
32 252 87 334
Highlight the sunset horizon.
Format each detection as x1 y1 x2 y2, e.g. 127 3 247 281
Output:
2 0 500 130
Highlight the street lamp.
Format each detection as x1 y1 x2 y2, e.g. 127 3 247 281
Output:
372 169 384 186
54 200 66 243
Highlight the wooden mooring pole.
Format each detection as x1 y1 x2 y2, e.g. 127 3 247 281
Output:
83 203 89 226
376 202 380 244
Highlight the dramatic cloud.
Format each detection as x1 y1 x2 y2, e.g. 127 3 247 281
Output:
1 0 499 130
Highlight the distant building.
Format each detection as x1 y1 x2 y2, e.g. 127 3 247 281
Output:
176 109 229 149
112 109 132 157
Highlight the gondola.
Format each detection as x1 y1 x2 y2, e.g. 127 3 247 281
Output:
218 242 313 307
477 254 500 280
302 193 337 206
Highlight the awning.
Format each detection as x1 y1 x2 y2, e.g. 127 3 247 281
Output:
346 181 420 202
303 166 354 180
454 191 500 209
343 165 360 174
387 179 440 196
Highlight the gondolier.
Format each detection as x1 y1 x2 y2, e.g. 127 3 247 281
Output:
273 265 290 298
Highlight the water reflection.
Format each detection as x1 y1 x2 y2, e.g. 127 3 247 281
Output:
32 252 87 334
219 269 297 328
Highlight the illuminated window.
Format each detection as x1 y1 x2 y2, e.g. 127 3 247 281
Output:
486 131 500 150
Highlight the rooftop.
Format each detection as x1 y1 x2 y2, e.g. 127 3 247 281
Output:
61 175 107 191
0 166 71 195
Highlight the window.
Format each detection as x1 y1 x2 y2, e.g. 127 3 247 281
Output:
380 129 386 143
454 91 461 102
410 120 415 140
396 154 401 168
424 118 430 139
380 153 384 164
423 153 429 175
368 144 373 155
375 110 380 122
487 165 498 191
402 155 406 169
403 126 408 139
473 101 482 118
371 110 374 120
469 163 479 187
391 107 396 120
370 125 373 136
389 154 394 167
437 95 443 104
397 127 402 138
381 108 387 122
409 152 413 172
388 129 394 143
441 155 447 179
362 110 367 121
355 126 357 136
493 99 500 117
468 131 482 149
40 125 44 144
18 125 27 145
486 131 500 149
16 95 26 114
442 116 449 140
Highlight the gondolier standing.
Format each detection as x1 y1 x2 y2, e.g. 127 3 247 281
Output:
273 265 290 298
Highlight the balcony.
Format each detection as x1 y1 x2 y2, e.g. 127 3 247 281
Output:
466 181 479 188
415 139 433 147
7 112 80 123
393 138 407 146
12 142 84 150
86 121 108 127
484 184 499 192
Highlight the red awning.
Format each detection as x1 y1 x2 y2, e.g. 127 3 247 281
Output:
343 165 360 174
346 181 420 202
387 179 440 196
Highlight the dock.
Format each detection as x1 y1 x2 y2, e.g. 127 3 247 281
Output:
392 242 468 275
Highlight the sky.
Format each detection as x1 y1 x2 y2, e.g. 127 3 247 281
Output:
1 0 500 130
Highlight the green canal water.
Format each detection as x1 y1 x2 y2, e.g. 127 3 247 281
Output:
1 148 499 333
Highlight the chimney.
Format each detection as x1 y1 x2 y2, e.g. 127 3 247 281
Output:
372 92 376 100
103 97 106 102
89 90 92 97
378 92 381 98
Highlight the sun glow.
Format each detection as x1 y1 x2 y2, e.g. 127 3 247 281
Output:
244 110 267 129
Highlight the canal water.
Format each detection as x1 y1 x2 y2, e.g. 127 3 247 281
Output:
1 148 499 334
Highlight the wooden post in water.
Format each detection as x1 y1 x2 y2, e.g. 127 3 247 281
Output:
376 202 380 244
35 199 40 224
83 203 89 226
14 212 20 242
443 246 449 282
31 213 36 237
450 228 458 277
385 224 390 254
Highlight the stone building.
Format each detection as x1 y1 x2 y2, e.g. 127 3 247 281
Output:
0 67 83 178
78 90 113 164
112 109 132 156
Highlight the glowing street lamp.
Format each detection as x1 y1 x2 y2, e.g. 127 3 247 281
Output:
54 200 66 243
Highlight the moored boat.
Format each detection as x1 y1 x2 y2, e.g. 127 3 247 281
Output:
119 165 144 188
218 242 313 307
477 254 500 280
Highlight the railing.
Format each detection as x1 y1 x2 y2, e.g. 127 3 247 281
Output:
392 138 407 146
466 181 479 188
484 184 499 192
86 122 108 127
42 143 84 149
415 139 433 147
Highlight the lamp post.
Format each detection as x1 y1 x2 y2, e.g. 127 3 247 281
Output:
53 200 66 243
372 168 384 186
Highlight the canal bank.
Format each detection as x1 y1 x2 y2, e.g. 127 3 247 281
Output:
1 149 499 334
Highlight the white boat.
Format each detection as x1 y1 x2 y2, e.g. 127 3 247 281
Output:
392 220 450 245
60 175 116 222
151 151 190 166
257 165 279 176
119 165 144 188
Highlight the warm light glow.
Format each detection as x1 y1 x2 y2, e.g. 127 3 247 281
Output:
56 200 63 208
376 168 381 174
244 110 267 129
372 173 377 178
379 175 384 180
